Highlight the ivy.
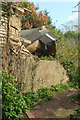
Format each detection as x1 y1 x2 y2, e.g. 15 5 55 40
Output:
2 70 27 120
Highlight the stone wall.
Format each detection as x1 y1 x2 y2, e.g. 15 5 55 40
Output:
0 15 8 48
0 14 8 71
1 12 31 56
2 50 68 92
9 15 21 38
22 58 69 92
1 9 69 92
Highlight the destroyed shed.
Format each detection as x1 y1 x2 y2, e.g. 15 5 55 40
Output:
20 26 57 57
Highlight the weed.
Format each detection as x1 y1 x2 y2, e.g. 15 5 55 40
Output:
75 107 80 118
38 87 53 102
2 70 73 120
22 91 38 110
2 70 27 120
41 55 55 60
70 92 80 102
50 83 69 92
70 107 80 120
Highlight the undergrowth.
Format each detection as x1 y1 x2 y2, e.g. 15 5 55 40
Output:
70 92 80 101
2 70 27 120
50 83 70 92
70 107 80 120
2 70 72 119
41 55 55 60
40 28 79 89
69 92 80 120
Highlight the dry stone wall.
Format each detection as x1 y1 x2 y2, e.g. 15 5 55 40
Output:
22 59 69 91
1 10 69 92
2 51 68 92
0 15 8 48
0 14 8 70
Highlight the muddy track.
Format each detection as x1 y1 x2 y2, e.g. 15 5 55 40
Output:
31 90 79 118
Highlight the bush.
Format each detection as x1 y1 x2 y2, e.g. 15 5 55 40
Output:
70 107 80 120
38 87 53 101
22 91 38 110
2 70 54 117
51 27 78 89
2 70 27 120
50 83 69 92
64 31 78 41
70 93 80 102
23 87 53 108
2 70 71 120
75 107 80 118
41 55 54 60
62 59 78 88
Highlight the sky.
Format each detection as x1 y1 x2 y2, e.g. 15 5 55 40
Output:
29 0 79 31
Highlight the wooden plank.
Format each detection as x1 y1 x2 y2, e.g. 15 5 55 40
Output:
26 40 41 53
39 27 46 32
25 110 35 118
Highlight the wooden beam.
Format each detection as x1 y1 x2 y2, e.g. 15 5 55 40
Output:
39 28 46 32
25 110 35 118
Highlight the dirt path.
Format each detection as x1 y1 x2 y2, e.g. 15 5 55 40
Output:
31 90 79 118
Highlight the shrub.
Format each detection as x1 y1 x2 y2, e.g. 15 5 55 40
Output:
75 107 80 118
23 87 53 108
2 70 71 120
62 59 78 88
22 91 38 110
2 70 27 120
51 27 78 89
70 107 80 120
41 55 54 60
50 83 70 92
70 93 80 102
2 2 50 30
38 87 53 102
64 31 78 41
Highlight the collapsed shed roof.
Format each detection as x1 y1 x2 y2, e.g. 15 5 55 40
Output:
20 28 41 43
20 27 57 46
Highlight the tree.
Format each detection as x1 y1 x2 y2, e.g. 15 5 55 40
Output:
44 9 52 26
20 2 49 29
2 2 49 30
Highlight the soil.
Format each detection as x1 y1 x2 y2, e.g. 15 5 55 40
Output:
31 90 79 118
